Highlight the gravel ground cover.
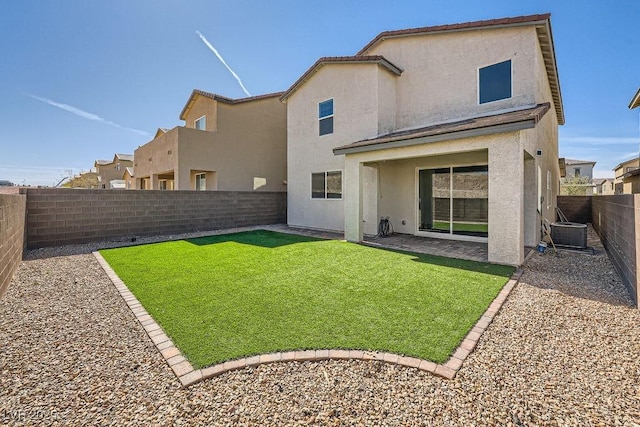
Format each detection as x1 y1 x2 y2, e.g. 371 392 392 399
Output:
1 227 639 426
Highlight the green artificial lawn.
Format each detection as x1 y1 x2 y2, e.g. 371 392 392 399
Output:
100 230 513 369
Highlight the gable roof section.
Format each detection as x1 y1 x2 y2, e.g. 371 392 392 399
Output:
630 88 640 109
357 13 564 125
114 153 134 162
179 90 283 120
279 56 403 102
334 103 550 155
125 167 134 177
613 157 639 171
94 159 111 166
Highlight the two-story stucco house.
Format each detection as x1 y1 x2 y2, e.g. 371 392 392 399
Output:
94 153 134 189
134 90 287 191
281 14 563 266
613 156 640 194
559 158 596 195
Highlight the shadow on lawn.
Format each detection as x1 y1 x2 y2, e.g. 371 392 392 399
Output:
186 229 323 249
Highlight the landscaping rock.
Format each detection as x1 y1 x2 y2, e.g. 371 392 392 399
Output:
1 226 639 425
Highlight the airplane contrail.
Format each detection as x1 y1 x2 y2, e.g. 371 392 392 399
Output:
28 94 150 136
196 30 251 97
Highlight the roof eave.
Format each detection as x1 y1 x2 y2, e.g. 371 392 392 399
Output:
280 57 403 103
333 120 536 156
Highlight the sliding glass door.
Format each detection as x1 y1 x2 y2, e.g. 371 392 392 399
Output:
418 165 488 238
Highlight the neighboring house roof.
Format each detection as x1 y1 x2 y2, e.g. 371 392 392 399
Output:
154 128 170 138
334 103 550 155
564 158 596 166
613 157 639 171
94 159 111 166
356 13 564 125
629 88 640 109
179 90 284 120
279 56 403 102
114 153 134 162
125 167 134 177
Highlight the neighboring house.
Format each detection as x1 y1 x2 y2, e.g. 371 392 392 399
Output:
94 153 134 189
559 158 596 195
593 178 615 195
123 167 135 190
134 90 287 191
613 157 640 194
623 89 640 193
281 13 563 266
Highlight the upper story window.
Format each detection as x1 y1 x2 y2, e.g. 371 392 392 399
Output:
195 116 206 130
116 163 121 171
574 168 581 177
319 99 334 136
479 60 512 104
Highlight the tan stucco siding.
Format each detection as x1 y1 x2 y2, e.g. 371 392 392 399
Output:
286 64 384 231
183 95 218 131
366 27 538 129
177 97 287 191
134 129 179 189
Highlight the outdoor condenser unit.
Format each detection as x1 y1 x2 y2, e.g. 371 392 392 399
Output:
550 222 587 249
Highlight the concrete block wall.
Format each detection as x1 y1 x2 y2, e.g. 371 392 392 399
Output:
557 195 592 223
0 194 26 299
592 195 639 306
22 188 286 249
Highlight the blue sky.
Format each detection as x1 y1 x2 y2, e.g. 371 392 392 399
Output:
1 1 638 185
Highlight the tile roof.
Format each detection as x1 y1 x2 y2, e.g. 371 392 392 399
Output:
356 13 564 125
179 90 284 120
613 157 639 171
279 56 403 102
115 153 134 162
564 158 595 165
334 103 550 155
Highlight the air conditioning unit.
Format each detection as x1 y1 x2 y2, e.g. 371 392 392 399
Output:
550 222 587 249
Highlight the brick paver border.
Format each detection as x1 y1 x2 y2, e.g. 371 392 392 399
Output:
94 249 523 388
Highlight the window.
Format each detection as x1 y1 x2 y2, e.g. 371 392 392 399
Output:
159 179 167 190
195 116 206 130
318 99 333 136
574 168 581 177
311 171 342 199
479 60 512 104
195 173 206 191
116 163 121 171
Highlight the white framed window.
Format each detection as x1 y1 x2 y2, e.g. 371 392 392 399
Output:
195 115 206 130
159 179 167 190
546 170 552 209
116 163 121 171
195 173 206 191
478 60 512 104
311 170 342 199
318 99 333 136
574 168 581 177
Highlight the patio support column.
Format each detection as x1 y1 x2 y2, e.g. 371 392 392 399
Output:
344 157 364 242
488 137 524 266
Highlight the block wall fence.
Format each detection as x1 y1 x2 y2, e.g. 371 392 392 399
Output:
591 195 640 306
0 189 286 299
21 188 287 248
0 194 26 299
